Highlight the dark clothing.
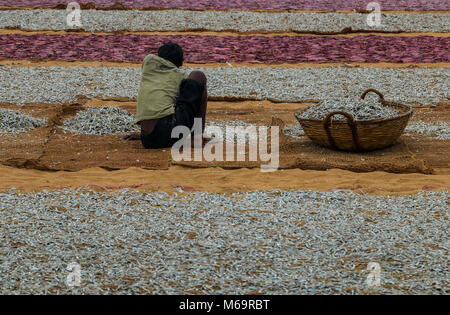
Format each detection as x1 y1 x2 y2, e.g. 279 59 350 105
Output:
140 78 204 149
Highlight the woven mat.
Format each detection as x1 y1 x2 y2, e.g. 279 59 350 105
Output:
172 141 432 174
277 136 432 174
0 104 441 174
173 118 433 174
0 104 59 169
38 129 170 171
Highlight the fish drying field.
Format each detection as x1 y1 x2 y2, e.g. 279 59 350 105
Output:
0 1 449 295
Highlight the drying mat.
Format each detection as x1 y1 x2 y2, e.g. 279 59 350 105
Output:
0 103 60 169
171 142 263 170
0 103 444 173
276 111 431 174
277 137 433 174
33 101 169 171
402 102 450 171
172 138 433 174
38 129 170 171
173 116 433 174
0 127 51 169
402 137 449 170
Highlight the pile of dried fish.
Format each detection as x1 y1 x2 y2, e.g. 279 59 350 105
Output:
406 120 450 140
298 97 400 121
205 120 260 145
61 106 138 135
282 125 305 139
0 108 47 133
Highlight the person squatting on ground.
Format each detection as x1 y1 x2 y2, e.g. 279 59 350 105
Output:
124 42 209 148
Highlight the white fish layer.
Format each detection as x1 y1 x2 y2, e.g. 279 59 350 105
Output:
0 66 448 106
298 96 400 121
0 189 447 294
0 108 47 133
0 10 448 33
61 106 139 135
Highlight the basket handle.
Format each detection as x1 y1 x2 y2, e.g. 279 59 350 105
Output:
323 111 361 151
361 88 385 104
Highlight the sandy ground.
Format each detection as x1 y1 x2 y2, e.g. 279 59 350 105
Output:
1 165 449 196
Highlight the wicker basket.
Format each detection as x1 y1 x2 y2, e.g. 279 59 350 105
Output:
294 89 413 152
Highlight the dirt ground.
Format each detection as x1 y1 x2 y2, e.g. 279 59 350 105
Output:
0 98 449 195
1 164 449 196
1 100 448 172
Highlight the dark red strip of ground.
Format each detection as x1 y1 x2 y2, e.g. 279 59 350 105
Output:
0 34 448 63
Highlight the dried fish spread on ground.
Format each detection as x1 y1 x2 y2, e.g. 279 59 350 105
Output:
1 66 448 106
282 125 305 138
298 97 400 121
0 189 448 294
205 119 303 144
0 0 448 11
0 108 47 133
1 10 449 33
406 121 450 140
205 120 260 145
61 106 138 135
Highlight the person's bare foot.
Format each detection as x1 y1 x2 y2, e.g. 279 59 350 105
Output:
123 133 140 141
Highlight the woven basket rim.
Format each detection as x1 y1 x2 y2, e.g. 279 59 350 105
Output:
295 100 413 125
